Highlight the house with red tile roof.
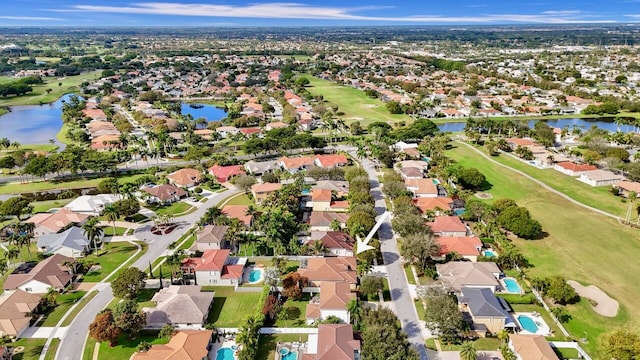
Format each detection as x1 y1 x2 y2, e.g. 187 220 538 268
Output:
221 205 252 227
414 197 454 215
308 231 354 257
302 324 361 360
208 164 245 183
239 127 263 137
305 282 356 324
614 181 640 197
90 134 120 151
314 154 349 168
265 121 289 130
167 168 202 188
279 156 316 173
404 178 438 198
251 182 282 205
143 185 187 205
26 208 90 236
553 161 598 176
308 212 349 232
181 249 246 286
131 330 213 360
311 189 348 212
428 216 468 237
436 236 483 262
297 257 357 290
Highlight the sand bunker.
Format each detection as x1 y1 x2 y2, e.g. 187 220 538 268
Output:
568 280 619 317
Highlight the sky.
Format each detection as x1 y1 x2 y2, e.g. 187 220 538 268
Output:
1 0 640 26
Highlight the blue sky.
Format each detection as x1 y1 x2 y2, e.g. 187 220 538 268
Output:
1 0 639 26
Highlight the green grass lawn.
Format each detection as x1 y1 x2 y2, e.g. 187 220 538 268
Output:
103 226 128 236
40 291 87 326
0 173 147 195
97 330 167 360
31 199 73 213
10 338 47 360
44 338 60 360
148 201 194 216
439 337 502 351
447 144 636 357
304 75 413 126
203 286 263 327
83 337 96 360
256 334 308 360
404 264 417 285
81 242 144 282
225 193 256 206
0 71 102 107
274 294 309 328
135 288 160 309
56 123 76 146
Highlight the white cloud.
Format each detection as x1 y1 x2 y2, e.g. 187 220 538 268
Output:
625 14 640 18
46 2 616 24
0 16 63 21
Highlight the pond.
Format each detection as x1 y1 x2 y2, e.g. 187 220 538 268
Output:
437 117 637 133
0 94 74 145
180 103 227 123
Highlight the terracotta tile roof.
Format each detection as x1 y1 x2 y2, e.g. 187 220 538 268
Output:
312 231 354 251
314 154 348 168
208 165 245 181
131 330 212 360
0 290 41 336
437 236 482 257
316 324 360 360
555 162 597 172
182 249 230 272
90 134 120 150
298 257 357 286
221 205 252 226
309 212 349 227
507 138 536 147
312 188 332 202
3 254 73 292
509 334 559 360
167 168 202 187
143 185 187 202
428 216 466 234
279 156 315 170
221 264 244 279
239 127 262 135
26 208 90 233
616 181 640 193
404 178 438 196
251 183 282 194
414 197 453 213
195 225 228 245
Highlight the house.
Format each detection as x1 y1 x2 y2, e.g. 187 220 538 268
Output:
313 181 349 197
553 162 598 176
311 189 332 212
305 282 355 324
208 164 245 183
36 226 94 258
614 181 640 197
457 287 516 335
391 141 419 151
436 262 501 293
215 125 239 138
436 236 482 262
167 168 202 188
507 138 536 150
144 286 214 328
308 212 349 232
265 121 288 130
244 160 279 176
314 154 349 168
395 160 429 172
191 225 229 251
308 231 354 257
428 216 468 236
400 167 424 180
90 134 120 151
578 169 624 187
181 249 246 286
221 205 252 227
63 194 119 216
279 156 316 173
297 257 357 290
143 185 188 205
509 334 560 360
0 290 41 338
130 330 213 360
4 254 73 293
251 183 282 205
414 197 454 215
26 208 90 236
303 324 361 360
404 178 438 198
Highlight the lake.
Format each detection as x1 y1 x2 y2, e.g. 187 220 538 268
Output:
0 94 74 145
437 117 637 133
180 103 227 122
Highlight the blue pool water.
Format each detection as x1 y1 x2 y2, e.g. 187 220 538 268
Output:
504 278 522 293
301 189 310 195
216 347 235 360
483 250 496 257
281 351 297 360
432 179 440 185
454 209 465 216
248 269 262 283
518 315 539 333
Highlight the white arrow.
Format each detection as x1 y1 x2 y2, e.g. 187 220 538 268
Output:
356 211 390 255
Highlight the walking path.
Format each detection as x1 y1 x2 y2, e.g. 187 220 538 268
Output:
457 141 621 221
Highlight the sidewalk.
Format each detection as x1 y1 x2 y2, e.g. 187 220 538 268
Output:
21 326 67 339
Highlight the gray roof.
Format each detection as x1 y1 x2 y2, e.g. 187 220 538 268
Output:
436 262 501 292
36 226 90 253
145 285 214 326
458 287 515 326
244 160 279 174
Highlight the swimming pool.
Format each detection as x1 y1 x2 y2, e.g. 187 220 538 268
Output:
483 250 496 257
504 278 522 293
517 315 539 333
248 269 263 283
216 347 235 360
279 348 297 360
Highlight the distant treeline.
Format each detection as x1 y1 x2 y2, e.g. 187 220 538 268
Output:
395 53 466 72
0 76 42 97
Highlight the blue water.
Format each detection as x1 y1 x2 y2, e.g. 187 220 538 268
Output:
437 117 636 133
432 179 440 185
0 94 74 145
504 278 522 293
282 353 297 360
483 250 496 257
248 269 262 283
518 315 539 333
216 347 235 360
181 103 227 122
454 209 465 216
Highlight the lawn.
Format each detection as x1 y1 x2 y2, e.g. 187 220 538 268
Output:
447 144 636 357
148 201 194 216
44 338 60 360
10 338 47 360
225 193 256 206
135 288 160 309
304 75 413 126
40 290 87 326
0 71 102 107
0 173 147 195
31 198 73 213
256 334 308 360
203 286 263 327
103 226 128 236
97 330 167 360
273 294 309 328
404 264 417 285
81 242 144 282
439 337 502 351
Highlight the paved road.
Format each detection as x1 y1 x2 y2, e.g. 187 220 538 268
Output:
55 189 239 360
348 148 428 360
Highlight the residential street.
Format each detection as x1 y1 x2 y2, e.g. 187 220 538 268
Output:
346 146 428 360
54 189 239 360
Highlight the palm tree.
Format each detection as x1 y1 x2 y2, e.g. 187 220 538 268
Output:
312 241 327 256
82 217 104 255
5 246 19 268
626 191 637 224
459 341 477 360
347 298 360 328
9 234 24 263
497 329 509 346
102 204 120 236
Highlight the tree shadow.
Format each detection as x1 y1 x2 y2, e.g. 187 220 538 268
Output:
207 297 226 324
381 251 399 264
